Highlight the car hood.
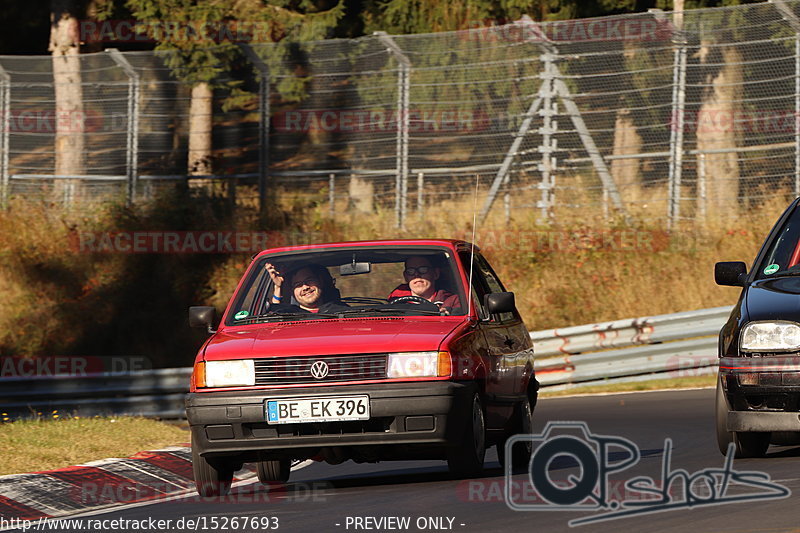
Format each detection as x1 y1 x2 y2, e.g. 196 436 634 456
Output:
745 277 800 320
203 317 463 360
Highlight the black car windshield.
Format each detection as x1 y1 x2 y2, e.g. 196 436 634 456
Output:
226 246 467 324
756 204 800 279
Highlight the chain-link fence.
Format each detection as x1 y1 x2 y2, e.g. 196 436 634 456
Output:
3 1 800 227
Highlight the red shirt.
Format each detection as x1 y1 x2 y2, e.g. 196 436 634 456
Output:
388 284 461 310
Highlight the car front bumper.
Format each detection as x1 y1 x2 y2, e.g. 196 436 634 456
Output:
720 356 800 431
186 381 474 458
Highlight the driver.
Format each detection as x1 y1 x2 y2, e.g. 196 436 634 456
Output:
265 263 347 313
388 256 460 314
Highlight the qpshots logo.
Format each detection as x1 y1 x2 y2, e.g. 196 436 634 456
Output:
504 422 790 526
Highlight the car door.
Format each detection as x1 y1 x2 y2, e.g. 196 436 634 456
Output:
458 252 517 427
474 253 533 397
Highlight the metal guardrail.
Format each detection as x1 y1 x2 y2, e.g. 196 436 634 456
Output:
0 368 191 419
532 306 730 388
0 307 731 418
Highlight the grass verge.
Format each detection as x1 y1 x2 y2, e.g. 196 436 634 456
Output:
539 374 717 398
0 415 187 476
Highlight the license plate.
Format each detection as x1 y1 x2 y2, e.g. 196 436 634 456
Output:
266 395 370 424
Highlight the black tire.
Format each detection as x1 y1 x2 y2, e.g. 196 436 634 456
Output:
447 393 486 478
497 395 534 470
192 433 234 497
734 432 771 458
715 376 734 456
257 456 291 484
716 375 770 458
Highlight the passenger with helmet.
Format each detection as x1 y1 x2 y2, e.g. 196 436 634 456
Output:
265 262 347 313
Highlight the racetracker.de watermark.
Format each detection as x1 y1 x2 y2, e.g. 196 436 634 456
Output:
71 231 327 254
0 356 151 378
468 229 670 253
501 421 790 527
79 19 284 44
462 17 672 43
273 109 490 134
674 109 800 134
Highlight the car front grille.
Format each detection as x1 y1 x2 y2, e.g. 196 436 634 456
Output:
253 354 387 385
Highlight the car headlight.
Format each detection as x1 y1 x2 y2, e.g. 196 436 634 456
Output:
204 360 255 387
740 321 800 352
387 351 451 378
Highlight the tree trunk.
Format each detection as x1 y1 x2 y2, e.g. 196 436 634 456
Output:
188 82 213 176
610 109 642 191
696 44 743 212
49 0 84 203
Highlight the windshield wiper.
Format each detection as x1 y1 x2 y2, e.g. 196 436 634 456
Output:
235 311 338 323
336 307 442 316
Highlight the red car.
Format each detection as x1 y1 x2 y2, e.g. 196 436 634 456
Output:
186 239 537 496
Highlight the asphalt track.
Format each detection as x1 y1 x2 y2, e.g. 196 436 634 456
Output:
40 389 800 533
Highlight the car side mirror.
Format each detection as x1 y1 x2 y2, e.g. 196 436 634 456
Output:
189 306 217 334
714 261 747 287
485 292 515 314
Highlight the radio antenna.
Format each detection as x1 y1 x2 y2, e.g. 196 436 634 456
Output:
467 173 480 317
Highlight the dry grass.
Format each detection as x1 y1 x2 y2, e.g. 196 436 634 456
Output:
0 415 187 476
539 375 717 398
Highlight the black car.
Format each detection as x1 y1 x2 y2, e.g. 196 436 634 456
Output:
716 197 800 457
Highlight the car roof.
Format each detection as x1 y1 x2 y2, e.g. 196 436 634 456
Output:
253 239 479 258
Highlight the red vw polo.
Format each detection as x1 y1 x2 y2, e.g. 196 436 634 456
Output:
186 239 537 495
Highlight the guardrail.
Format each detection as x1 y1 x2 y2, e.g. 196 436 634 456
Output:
532 306 730 388
0 306 731 418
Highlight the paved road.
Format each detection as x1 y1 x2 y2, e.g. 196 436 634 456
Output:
55 389 800 532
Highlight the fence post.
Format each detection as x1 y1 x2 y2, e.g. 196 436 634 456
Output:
538 52 557 221
375 32 411 229
107 49 140 206
329 173 335 217
239 44 271 215
698 153 707 223
0 61 9 209
667 31 687 229
796 35 800 197
417 171 424 218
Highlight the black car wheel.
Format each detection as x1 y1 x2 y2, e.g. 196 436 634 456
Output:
715 376 734 456
716 376 770 458
192 434 235 497
497 394 534 470
734 432 771 458
257 456 291 483
447 393 486 477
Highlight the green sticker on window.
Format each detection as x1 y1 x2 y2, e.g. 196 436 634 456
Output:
764 264 780 275
234 310 250 320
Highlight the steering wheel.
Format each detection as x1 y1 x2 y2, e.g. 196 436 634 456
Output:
389 295 443 313
389 295 431 305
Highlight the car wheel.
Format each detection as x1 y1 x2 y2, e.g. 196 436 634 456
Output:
734 431 771 458
192 433 234 497
257 456 291 484
447 393 486 478
715 376 734 456
497 394 534 470
716 376 771 458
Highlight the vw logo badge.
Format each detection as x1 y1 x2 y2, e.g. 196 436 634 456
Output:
310 360 329 379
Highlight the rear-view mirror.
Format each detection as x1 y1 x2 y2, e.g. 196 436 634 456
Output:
340 262 371 276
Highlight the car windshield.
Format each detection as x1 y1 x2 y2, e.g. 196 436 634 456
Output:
756 204 800 279
226 246 467 324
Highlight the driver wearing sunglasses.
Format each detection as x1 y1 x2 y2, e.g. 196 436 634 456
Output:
388 256 461 314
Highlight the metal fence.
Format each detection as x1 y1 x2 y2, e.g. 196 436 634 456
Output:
4 2 800 226
0 306 728 419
